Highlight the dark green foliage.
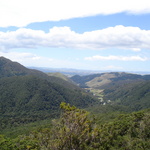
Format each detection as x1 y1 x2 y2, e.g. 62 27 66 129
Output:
0 118 52 139
104 80 150 111
0 76 96 131
0 57 48 79
86 104 130 125
1 104 149 150
0 57 81 90
49 102 95 150
98 110 150 150
0 57 96 131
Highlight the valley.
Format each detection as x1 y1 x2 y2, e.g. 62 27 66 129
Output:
0 57 150 150
71 72 150 111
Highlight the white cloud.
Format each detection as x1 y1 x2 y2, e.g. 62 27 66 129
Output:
0 51 56 67
0 51 84 68
85 55 148 61
131 48 141 52
1 25 150 50
0 51 42 62
0 0 150 27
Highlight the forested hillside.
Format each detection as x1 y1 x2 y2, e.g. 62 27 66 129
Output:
103 80 150 111
0 57 79 90
1 103 150 150
0 57 48 79
0 57 96 131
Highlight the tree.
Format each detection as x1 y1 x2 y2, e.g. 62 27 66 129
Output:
50 102 98 150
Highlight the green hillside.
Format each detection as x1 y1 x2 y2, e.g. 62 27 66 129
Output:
103 80 150 111
0 76 96 129
47 72 74 83
0 57 48 78
71 72 150 89
70 74 102 87
71 72 150 111
0 57 80 90
0 57 96 130
1 103 150 150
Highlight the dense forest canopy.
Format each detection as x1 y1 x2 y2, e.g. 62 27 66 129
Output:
1 103 150 150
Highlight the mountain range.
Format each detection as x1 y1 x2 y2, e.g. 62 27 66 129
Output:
29 66 150 76
1 56 150 130
0 57 150 149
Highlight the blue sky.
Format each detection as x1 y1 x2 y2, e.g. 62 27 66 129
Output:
0 0 150 72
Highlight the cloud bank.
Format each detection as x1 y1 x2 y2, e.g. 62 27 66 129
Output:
0 0 150 27
0 51 86 69
85 55 148 61
0 25 150 50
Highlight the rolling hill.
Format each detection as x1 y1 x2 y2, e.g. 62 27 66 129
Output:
103 80 150 111
71 72 150 111
71 72 150 89
47 72 74 83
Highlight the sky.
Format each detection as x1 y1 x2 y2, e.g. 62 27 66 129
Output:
0 0 150 72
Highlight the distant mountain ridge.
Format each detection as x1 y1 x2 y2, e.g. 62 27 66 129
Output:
71 72 150 88
29 66 150 76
